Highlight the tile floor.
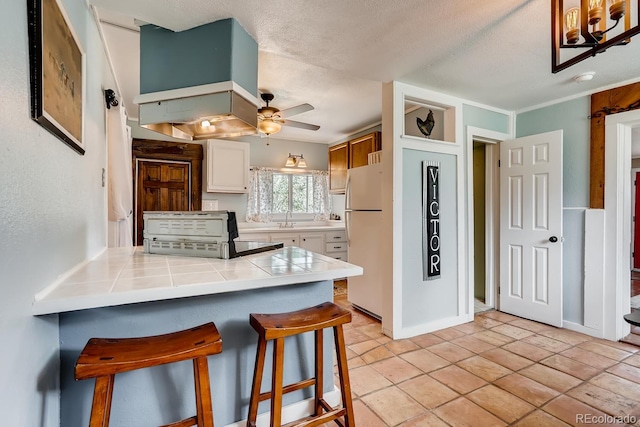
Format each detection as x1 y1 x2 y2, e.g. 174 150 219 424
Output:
332 295 640 426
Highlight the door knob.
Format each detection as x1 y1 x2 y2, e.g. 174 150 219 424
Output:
549 236 558 243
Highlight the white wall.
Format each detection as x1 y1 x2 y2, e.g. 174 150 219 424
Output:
0 0 114 424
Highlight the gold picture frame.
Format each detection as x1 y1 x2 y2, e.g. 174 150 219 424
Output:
28 0 85 154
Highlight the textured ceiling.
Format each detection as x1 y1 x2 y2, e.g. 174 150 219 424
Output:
91 0 640 144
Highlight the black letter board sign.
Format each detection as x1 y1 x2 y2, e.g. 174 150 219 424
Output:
422 161 441 280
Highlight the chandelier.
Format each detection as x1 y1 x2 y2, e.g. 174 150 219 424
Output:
552 0 640 73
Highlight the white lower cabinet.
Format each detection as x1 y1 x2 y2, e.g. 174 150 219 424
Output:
237 229 346 258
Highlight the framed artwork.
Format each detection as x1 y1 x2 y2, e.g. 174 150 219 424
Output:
28 0 85 155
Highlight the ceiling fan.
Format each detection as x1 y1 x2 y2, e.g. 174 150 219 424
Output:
257 93 320 136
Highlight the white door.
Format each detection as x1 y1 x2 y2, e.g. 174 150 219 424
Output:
499 130 563 327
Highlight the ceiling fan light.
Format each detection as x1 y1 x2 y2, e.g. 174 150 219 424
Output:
285 154 297 167
258 118 282 135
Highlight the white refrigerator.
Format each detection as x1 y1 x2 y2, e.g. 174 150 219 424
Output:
345 163 383 318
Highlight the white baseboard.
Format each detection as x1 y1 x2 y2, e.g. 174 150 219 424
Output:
223 388 341 427
385 313 474 339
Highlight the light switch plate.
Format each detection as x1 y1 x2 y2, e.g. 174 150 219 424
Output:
202 200 219 211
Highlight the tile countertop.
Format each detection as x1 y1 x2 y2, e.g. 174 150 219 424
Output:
33 246 362 316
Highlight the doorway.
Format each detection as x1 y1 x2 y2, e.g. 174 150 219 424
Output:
132 139 203 245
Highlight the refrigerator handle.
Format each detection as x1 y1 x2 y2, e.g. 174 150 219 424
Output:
345 172 352 211
345 210 351 246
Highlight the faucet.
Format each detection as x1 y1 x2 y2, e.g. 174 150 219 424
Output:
279 211 294 228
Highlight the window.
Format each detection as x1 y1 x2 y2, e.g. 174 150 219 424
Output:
272 173 314 214
246 168 331 223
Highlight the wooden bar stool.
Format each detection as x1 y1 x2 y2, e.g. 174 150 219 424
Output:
246 301 355 427
75 322 223 427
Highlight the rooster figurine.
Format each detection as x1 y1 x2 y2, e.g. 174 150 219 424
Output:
417 109 435 138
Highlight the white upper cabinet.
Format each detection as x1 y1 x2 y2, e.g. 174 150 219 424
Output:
206 140 249 193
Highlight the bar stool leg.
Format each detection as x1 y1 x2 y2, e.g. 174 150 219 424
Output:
247 337 267 427
334 325 355 427
314 329 323 416
270 338 285 427
193 356 214 427
89 375 115 427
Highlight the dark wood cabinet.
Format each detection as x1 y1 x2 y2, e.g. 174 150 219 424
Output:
329 142 348 193
328 131 381 194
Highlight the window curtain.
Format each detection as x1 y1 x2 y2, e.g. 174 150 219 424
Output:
312 170 331 221
246 167 274 222
107 103 133 247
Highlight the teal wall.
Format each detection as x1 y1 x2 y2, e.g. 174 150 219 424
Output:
515 96 591 325
402 149 459 327
140 18 258 96
463 104 510 134
0 0 115 424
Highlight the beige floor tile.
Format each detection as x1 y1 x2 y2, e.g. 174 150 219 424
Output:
512 410 571 427
361 387 426 426
543 395 621 427
491 324 535 340
429 365 487 394
432 326 467 341
399 374 459 409
466 385 535 423
400 348 451 373
590 372 640 402
561 347 618 370
474 317 504 329
493 373 561 406
451 335 496 354
577 340 634 362
428 342 475 363
346 355 366 369
539 328 593 346
480 348 534 371
351 399 387 427
608 362 640 384
567 383 640 417
371 356 422 384
398 412 450 427
385 338 420 355
376 336 392 345
540 354 601 380
358 323 386 339
350 339 381 355
521 335 573 353
519 364 582 392
344 327 374 345
409 333 445 348
453 322 486 335
433 397 506 427
348 365 393 397
361 345 394 365
481 311 520 323
592 338 640 354
508 318 555 333
502 341 554 361
472 330 515 346
457 355 513 382
623 354 640 368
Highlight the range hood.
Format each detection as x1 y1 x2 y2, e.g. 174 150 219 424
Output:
134 18 259 140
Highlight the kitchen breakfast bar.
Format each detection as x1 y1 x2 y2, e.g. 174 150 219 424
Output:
33 246 362 426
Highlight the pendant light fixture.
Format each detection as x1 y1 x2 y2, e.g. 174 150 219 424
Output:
552 0 640 73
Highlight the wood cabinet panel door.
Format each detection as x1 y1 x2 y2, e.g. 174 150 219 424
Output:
329 142 348 193
349 132 381 168
137 161 190 245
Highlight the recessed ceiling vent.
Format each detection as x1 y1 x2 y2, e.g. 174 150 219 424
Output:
134 18 259 140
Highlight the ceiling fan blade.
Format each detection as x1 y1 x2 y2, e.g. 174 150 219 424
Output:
277 103 314 118
281 119 320 131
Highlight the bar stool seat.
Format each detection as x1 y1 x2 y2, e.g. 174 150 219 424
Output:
75 322 222 427
247 301 355 427
624 310 640 327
